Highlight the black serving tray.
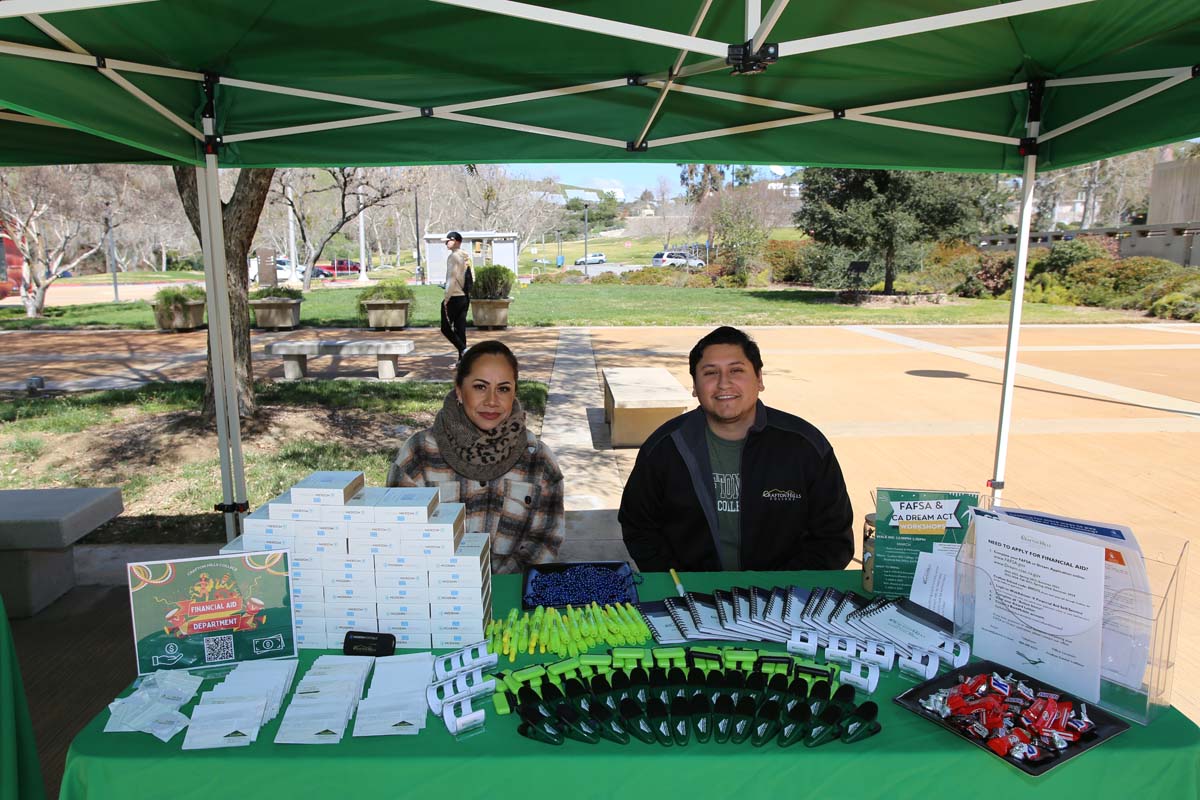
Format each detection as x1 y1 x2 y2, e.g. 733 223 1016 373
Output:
893 659 1130 777
521 561 641 610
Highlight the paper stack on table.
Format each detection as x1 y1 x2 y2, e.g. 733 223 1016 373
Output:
104 669 203 742
274 655 373 744
182 659 298 749
352 652 434 737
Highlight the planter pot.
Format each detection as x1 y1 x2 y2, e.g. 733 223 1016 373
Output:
154 299 206 332
250 298 302 329
362 299 411 330
470 298 512 330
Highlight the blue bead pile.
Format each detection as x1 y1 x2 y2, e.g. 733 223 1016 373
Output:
527 564 631 607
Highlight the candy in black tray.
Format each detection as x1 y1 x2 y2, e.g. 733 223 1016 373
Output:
893 660 1130 777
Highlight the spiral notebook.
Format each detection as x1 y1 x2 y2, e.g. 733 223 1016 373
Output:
634 600 687 645
782 586 812 629
847 597 952 657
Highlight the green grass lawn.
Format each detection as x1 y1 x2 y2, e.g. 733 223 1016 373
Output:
517 229 807 273
57 270 206 285
0 283 1149 329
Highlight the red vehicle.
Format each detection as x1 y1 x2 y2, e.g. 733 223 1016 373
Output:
0 231 23 301
330 258 361 275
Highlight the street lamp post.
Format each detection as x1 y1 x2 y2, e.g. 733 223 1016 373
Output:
583 203 590 277
357 185 368 283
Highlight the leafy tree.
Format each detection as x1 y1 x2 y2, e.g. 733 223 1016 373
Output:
710 191 769 274
677 164 724 203
795 168 1005 294
730 165 756 187
638 189 655 202
560 192 619 237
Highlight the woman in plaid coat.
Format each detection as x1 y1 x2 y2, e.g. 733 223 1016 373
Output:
386 340 565 574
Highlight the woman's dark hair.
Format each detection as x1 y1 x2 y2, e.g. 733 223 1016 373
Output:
456 340 519 385
688 326 763 377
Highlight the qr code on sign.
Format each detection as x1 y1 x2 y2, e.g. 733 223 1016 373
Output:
203 634 235 663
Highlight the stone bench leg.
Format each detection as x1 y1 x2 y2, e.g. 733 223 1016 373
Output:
0 547 76 618
377 355 399 380
611 406 688 448
282 354 308 380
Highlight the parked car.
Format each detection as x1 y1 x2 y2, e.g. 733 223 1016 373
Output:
574 253 606 265
249 257 297 283
308 265 334 279
330 258 361 274
652 251 705 268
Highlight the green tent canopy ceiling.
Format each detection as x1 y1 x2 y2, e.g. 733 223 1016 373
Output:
0 0 1195 171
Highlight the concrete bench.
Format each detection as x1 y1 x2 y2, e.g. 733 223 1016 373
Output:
0 488 123 617
264 339 415 380
602 367 693 447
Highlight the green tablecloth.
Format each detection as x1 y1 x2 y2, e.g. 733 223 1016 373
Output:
61 571 1200 800
1 595 46 800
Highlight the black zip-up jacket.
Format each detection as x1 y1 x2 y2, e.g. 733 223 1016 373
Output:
619 402 854 572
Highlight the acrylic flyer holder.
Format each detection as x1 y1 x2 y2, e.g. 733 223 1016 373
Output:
954 515 1186 726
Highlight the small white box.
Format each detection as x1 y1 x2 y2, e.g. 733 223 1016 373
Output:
289 471 365 506
290 554 322 569
374 618 431 634
373 555 428 571
430 586 491 606
325 575 376 591
242 507 294 536
397 503 466 541
392 633 433 649
289 567 324 586
429 533 490 571
321 555 373 571
433 633 484 649
376 602 432 621
428 567 487 589
325 585 378 602
375 569 428 588
399 539 459 557
293 521 350 538
319 490 378 523
374 487 440 523
293 538 348 555
326 619 375 635
291 584 324 602
243 533 295 551
325 601 376 619
218 536 245 555
348 539 401 555
293 616 326 631
295 632 329 649
377 587 430 604
431 619 486 636
267 491 321 521
431 597 491 620
292 601 326 619
346 522 403 542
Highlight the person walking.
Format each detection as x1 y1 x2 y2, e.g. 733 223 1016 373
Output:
440 231 471 361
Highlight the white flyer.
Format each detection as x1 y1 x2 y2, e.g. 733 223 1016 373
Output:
910 550 957 620
972 509 1106 701
989 506 1152 691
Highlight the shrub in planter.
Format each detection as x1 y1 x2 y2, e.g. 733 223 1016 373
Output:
248 285 304 329
357 279 416 329
153 285 206 330
470 266 516 329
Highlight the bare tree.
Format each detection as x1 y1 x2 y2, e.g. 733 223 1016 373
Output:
0 166 105 317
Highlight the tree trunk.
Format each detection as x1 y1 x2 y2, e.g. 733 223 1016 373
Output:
883 247 896 295
173 166 275 419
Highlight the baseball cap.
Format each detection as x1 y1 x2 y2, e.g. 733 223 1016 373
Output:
445 231 463 242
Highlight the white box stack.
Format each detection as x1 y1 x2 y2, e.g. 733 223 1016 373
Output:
233 472 493 651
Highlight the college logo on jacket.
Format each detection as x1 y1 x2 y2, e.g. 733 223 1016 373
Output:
761 489 802 501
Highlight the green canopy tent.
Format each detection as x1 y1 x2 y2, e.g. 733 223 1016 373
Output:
0 0 1197 535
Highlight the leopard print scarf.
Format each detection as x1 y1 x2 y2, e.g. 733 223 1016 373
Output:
431 389 527 482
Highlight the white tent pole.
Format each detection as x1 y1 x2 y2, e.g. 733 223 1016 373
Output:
633 0 715 150
649 110 833 148
647 80 827 114
194 164 235 541
845 112 1020 146
0 0 155 19
1039 73 1192 143
990 91 1042 506
745 0 760 40
201 108 249 539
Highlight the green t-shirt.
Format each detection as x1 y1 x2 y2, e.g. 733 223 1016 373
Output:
705 426 745 570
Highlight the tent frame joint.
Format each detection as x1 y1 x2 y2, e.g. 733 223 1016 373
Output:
726 40 778 74
421 106 434 117
626 75 645 86
214 501 250 514
1018 136 1038 156
832 108 846 119
625 139 648 152
94 54 105 69
1026 78 1045 121
1192 64 1199 78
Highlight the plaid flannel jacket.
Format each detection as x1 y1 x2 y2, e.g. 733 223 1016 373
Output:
386 429 565 574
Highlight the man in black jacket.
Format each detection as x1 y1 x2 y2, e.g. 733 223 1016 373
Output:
619 326 854 572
